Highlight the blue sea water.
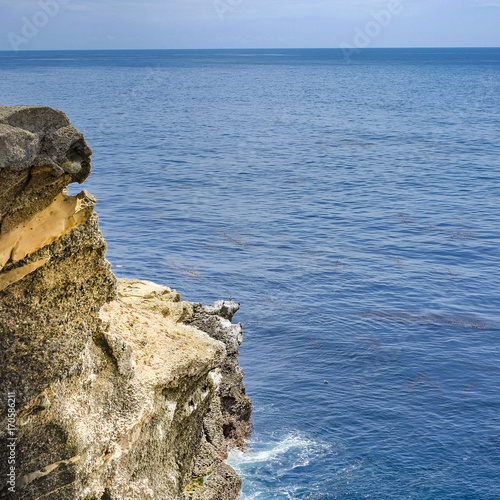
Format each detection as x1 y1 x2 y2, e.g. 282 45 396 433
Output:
1 48 500 499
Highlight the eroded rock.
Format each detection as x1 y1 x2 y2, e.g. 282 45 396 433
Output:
0 105 251 500
0 105 92 233
188 302 252 450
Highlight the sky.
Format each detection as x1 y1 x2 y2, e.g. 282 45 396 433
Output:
0 0 499 51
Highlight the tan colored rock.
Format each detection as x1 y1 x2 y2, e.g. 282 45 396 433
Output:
0 105 250 499
0 190 95 270
117 278 194 323
99 296 224 390
1 281 240 499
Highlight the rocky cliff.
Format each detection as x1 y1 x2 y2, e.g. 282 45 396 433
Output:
0 105 251 499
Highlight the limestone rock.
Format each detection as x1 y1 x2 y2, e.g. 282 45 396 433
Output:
0 124 39 172
0 105 251 499
188 301 252 449
0 105 92 233
117 278 194 324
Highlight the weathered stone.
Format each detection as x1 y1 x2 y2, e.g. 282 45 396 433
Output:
0 105 250 499
0 105 92 231
188 301 252 449
0 105 70 135
0 190 96 270
0 256 50 292
0 123 39 171
117 278 194 324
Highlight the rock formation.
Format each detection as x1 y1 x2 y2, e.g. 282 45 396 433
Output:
0 105 251 499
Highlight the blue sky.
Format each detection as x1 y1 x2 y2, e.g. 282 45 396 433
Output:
0 0 499 50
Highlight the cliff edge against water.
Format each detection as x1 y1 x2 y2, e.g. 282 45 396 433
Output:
0 105 251 499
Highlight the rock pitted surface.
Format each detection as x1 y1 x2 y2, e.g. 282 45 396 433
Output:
188 302 252 449
0 105 251 499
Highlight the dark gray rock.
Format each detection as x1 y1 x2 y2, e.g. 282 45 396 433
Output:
188 301 252 449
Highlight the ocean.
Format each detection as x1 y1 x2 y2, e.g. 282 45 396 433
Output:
1 48 499 499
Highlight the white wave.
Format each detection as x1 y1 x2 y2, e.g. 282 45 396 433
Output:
229 434 318 466
227 432 334 500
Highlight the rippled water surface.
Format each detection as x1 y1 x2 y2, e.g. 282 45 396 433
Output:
1 49 499 499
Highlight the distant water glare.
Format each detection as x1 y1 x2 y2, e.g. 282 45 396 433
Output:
1 48 499 499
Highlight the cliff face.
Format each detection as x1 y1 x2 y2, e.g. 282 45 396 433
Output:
0 105 251 499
